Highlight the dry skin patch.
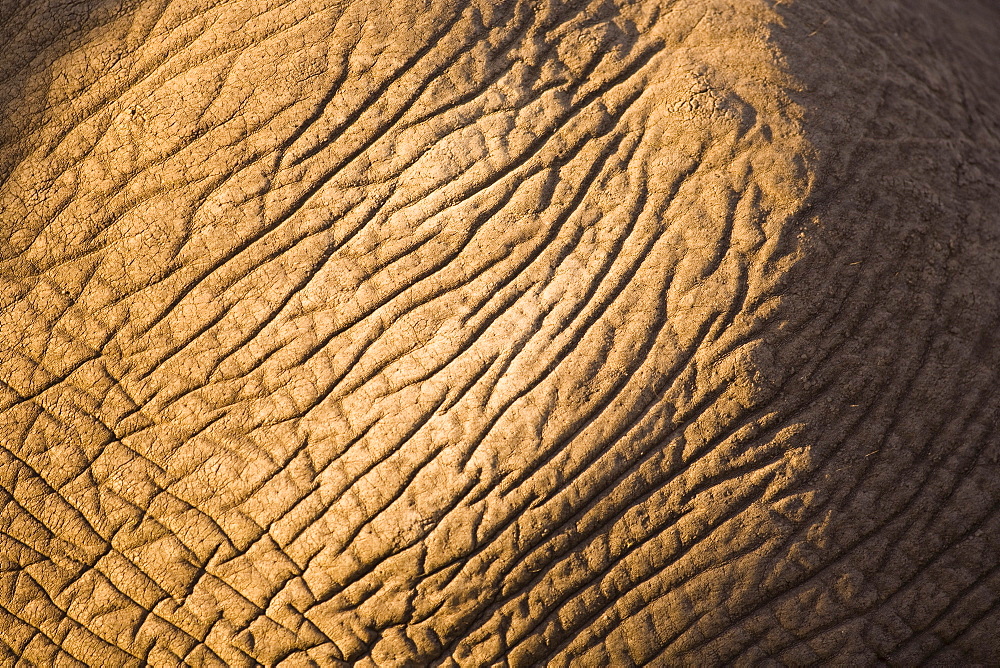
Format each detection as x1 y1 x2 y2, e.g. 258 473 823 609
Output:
0 0 999 665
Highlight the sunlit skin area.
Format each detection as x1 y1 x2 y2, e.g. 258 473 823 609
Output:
1 0 1000 664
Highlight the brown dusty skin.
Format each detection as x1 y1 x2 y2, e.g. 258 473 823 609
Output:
1 0 999 665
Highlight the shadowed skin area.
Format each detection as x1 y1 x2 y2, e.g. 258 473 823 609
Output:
0 0 999 664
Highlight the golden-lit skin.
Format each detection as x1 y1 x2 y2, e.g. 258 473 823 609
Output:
1 0 999 664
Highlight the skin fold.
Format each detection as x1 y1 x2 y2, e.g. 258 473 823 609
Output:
1 0 998 664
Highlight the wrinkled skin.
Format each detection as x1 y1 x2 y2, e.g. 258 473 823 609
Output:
1 0 999 665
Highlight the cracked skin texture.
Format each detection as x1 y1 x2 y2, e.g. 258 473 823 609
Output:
1 0 999 664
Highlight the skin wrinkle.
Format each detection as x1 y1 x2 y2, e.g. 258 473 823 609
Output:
0 0 999 665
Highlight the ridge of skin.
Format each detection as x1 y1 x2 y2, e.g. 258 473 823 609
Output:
1 0 999 665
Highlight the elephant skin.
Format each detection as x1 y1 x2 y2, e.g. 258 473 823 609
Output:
1 0 999 665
